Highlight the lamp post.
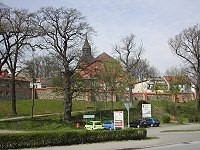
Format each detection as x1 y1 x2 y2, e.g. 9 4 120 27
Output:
31 49 36 118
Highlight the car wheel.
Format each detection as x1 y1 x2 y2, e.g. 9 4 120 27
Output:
109 127 112 130
151 124 153 127
137 125 140 128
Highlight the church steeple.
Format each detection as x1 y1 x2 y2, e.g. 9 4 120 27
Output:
82 35 91 51
80 35 94 64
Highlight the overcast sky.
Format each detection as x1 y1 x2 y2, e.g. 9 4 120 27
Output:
1 0 200 74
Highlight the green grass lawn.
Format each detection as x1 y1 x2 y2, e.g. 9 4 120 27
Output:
0 99 199 131
0 100 63 118
0 115 80 131
0 99 126 119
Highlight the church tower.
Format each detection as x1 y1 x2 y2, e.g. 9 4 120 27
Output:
79 35 94 64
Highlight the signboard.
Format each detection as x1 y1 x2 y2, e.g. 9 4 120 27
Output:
124 102 132 128
142 104 151 118
114 111 124 129
83 115 95 119
124 102 132 110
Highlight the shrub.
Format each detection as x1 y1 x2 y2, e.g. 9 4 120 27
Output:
188 115 200 123
162 114 171 123
0 128 147 149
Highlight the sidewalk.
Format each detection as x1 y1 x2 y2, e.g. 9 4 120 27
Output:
0 113 62 121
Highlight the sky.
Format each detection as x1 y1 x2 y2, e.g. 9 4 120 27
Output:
1 0 200 74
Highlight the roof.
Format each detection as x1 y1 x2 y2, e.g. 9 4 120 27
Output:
90 52 114 64
163 75 191 84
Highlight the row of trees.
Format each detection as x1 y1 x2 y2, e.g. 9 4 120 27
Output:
0 3 93 121
1 2 200 121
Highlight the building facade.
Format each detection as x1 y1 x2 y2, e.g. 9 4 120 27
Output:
0 69 31 100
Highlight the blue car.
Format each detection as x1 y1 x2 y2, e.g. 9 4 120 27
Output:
145 118 160 127
102 120 114 130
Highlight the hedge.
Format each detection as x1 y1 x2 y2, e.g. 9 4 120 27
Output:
0 128 147 149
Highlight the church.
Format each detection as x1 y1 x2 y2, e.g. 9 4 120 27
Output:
77 36 119 78
75 36 125 102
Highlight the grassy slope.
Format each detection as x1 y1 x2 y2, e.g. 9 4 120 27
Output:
0 99 125 119
0 99 198 131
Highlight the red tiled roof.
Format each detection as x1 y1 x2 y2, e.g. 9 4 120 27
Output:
91 52 114 63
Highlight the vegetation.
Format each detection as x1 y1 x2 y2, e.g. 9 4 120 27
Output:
0 99 200 131
162 114 171 123
0 100 126 119
0 128 147 149
169 24 200 110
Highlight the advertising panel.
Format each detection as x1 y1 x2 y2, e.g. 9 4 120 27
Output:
114 111 124 129
142 104 151 118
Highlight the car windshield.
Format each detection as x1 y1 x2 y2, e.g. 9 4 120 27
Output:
87 122 93 125
104 121 113 124
95 122 102 125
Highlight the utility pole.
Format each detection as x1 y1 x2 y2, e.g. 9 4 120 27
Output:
31 49 36 118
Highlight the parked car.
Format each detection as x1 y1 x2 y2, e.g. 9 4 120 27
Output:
84 121 103 130
129 119 148 128
102 120 114 130
145 118 160 127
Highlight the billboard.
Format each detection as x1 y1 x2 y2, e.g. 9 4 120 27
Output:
142 104 151 118
114 111 124 129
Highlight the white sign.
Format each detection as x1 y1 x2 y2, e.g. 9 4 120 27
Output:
124 102 132 128
114 111 124 129
83 115 95 119
124 102 132 110
142 104 151 118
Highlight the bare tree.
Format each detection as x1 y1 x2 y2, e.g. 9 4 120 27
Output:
36 7 93 122
165 66 187 77
169 24 200 110
0 3 12 69
130 59 160 80
25 55 62 79
114 34 143 102
0 4 37 115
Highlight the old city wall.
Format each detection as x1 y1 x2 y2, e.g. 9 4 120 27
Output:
35 88 195 103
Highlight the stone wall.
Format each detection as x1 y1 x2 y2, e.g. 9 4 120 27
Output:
36 88 63 99
35 88 195 103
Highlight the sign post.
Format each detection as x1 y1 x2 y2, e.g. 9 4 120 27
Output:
124 102 132 128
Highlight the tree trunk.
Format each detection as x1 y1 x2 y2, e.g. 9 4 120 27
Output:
63 72 73 122
195 76 200 110
11 73 17 115
128 84 133 102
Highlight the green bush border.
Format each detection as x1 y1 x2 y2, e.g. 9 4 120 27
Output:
0 128 147 149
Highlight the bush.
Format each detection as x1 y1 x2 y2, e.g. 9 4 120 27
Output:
0 128 147 149
162 114 171 123
188 115 200 123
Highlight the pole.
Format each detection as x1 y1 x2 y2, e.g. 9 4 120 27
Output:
128 108 130 128
31 49 35 118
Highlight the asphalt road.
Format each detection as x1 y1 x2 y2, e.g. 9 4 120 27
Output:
19 123 200 150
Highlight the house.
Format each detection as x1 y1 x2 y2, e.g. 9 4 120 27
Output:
0 69 31 100
132 76 195 102
133 77 167 93
30 77 52 89
163 75 192 92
